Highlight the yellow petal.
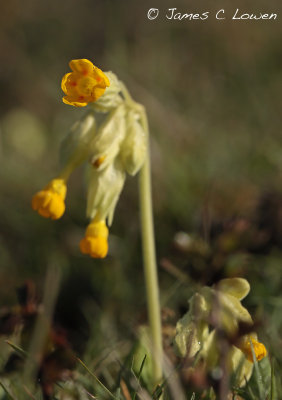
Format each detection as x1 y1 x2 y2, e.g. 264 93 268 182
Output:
89 237 108 258
62 96 88 107
238 337 267 363
93 67 110 87
69 59 94 74
62 73 81 98
91 86 107 102
32 190 52 210
61 72 72 94
79 236 108 258
48 194 66 219
77 76 99 96
38 206 53 218
31 191 45 210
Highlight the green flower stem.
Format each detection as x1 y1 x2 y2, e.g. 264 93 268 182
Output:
139 112 163 385
120 81 163 384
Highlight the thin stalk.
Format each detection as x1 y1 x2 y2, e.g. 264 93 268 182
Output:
139 111 163 385
114 81 163 385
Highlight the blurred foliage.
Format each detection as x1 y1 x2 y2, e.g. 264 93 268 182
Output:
1 0 282 398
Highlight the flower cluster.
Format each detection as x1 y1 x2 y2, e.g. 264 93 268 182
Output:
174 278 267 386
32 59 147 258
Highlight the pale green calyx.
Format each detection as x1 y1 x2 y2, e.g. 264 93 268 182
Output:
92 72 123 112
59 111 96 179
214 277 250 300
120 108 147 176
90 105 127 170
86 158 126 225
174 293 209 357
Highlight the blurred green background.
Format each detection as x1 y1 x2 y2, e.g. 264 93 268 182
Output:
1 0 282 396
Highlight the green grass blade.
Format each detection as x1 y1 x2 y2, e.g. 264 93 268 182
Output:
132 354 147 400
5 341 28 359
77 358 118 400
0 382 16 400
270 359 275 400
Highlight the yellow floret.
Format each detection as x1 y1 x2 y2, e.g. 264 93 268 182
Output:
239 337 267 363
61 59 110 107
79 220 109 258
32 179 67 220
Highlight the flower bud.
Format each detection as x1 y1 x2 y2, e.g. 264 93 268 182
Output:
32 179 67 220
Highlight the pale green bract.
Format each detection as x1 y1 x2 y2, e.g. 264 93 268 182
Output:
90 105 127 170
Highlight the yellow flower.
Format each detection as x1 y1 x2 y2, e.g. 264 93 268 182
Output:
32 179 67 220
238 336 267 363
174 278 268 387
61 59 110 107
79 220 109 258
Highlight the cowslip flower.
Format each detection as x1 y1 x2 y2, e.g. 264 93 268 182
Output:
79 220 109 258
238 336 267 362
61 59 110 107
174 278 267 387
32 179 66 220
32 59 147 258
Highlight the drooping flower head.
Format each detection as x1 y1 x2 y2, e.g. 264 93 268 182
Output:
174 278 267 387
61 59 110 107
32 59 147 259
